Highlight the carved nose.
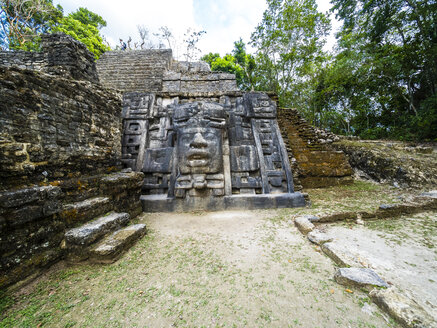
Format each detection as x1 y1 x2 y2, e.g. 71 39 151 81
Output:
190 132 207 148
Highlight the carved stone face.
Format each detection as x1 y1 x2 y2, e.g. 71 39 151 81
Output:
177 126 223 174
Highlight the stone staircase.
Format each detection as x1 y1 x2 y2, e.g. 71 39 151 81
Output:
61 210 146 263
277 108 353 188
96 49 173 92
57 171 147 264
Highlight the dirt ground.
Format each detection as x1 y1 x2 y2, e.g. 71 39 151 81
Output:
2 181 430 328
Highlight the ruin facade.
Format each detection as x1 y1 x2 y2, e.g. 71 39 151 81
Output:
97 51 305 211
0 33 352 288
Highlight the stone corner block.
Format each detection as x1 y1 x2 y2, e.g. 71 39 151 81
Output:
294 216 315 234
370 287 436 328
307 230 333 245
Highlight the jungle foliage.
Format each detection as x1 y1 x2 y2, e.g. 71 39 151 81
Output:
206 0 436 141
0 1 109 58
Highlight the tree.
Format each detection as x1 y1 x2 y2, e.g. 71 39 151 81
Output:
183 28 206 61
328 0 437 140
201 39 256 91
250 0 331 121
52 7 110 59
1 3 109 59
0 0 62 50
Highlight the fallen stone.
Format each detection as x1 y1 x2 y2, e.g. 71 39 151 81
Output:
379 204 396 210
307 230 333 245
303 215 320 222
64 212 130 247
370 287 436 328
334 268 388 288
294 216 314 234
91 224 147 263
321 242 364 267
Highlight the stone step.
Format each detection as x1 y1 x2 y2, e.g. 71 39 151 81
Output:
60 196 112 225
90 224 147 263
64 212 130 247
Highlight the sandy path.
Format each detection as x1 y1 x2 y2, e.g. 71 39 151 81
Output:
2 209 397 328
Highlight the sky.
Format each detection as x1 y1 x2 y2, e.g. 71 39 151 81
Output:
56 0 340 59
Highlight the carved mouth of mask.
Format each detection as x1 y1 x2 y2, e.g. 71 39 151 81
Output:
187 149 210 166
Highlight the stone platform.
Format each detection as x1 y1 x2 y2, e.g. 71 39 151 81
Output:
141 192 305 212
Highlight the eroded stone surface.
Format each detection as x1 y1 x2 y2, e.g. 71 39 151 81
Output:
307 230 333 245
122 92 304 211
334 268 388 288
321 242 364 267
91 223 147 262
64 212 130 246
60 197 112 225
370 287 436 328
294 216 315 234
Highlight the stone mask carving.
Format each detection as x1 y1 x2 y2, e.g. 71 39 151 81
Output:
173 102 226 175
121 92 304 211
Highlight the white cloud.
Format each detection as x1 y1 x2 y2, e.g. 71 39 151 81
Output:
56 0 337 58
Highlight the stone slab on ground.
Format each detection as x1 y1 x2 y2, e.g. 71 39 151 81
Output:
334 268 389 288
321 242 365 267
90 224 147 263
370 287 436 328
321 216 437 322
294 216 315 234
64 212 130 246
307 230 333 245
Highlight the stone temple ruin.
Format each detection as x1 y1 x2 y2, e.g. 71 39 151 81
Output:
0 34 352 288
96 48 306 211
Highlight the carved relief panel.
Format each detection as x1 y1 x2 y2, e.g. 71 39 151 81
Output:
121 92 295 205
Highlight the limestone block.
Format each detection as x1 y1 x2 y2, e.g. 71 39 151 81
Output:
64 212 130 247
294 216 315 234
420 190 437 198
143 147 174 173
334 268 388 288
307 230 333 245
321 242 364 267
370 287 436 328
91 224 147 263
60 197 112 225
230 145 259 172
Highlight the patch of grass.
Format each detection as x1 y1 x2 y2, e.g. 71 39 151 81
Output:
366 212 436 248
0 291 14 318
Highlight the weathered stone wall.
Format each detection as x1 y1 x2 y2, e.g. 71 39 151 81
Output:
0 171 143 288
96 50 239 93
278 108 353 188
333 139 437 189
162 61 238 93
0 38 144 288
0 33 99 83
96 50 173 92
0 66 122 190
